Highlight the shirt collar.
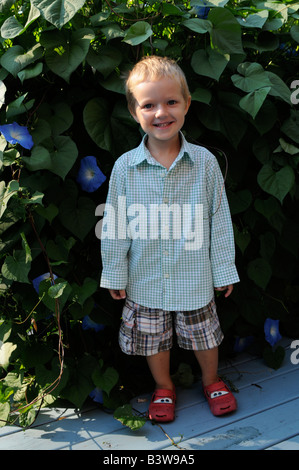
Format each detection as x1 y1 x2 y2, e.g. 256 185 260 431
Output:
128 131 195 167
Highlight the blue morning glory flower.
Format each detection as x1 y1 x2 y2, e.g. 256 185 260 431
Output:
194 1 210 19
89 387 104 404
82 315 105 332
264 318 282 347
0 122 34 150
76 156 106 193
233 336 254 353
32 272 57 294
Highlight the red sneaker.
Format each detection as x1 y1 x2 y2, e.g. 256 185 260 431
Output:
148 388 176 422
203 379 237 416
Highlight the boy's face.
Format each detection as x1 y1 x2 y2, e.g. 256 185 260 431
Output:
130 77 191 148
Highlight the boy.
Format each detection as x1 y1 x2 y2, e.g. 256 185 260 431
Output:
100 56 240 422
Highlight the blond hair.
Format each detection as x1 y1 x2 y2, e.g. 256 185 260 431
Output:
125 56 190 113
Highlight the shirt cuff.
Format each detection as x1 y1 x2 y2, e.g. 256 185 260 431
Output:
213 264 240 288
100 274 127 291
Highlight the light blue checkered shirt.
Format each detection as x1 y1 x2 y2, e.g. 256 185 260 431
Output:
100 133 239 310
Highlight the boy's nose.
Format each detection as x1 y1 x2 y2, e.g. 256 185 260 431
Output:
155 104 167 118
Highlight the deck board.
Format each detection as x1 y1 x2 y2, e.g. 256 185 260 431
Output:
0 338 298 450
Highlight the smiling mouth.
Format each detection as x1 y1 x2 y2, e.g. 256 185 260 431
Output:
154 122 173 127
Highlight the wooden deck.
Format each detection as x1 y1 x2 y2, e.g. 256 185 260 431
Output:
1 338 298 451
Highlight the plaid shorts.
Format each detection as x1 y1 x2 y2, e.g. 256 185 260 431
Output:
119 297 224 356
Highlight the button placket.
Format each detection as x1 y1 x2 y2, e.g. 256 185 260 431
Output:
161 170 172 309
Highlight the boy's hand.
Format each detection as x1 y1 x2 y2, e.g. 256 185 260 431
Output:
215 285 233 298
109 289 126 300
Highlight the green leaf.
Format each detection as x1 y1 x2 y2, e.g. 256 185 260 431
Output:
0 4 40 38
23 136 78 180
191 47 229 81
191 87 212 105
1 250 31 283
278 138 299 155
265 71 291 104
233 225 251 255
83 97 112 151
257 164 295 203
48 281 69 299
17 62 43 83
19 407 37 429
39 277 71 312
162 3 185 16
247 258 272 290
263 345 285 370
35 203 59 223
0 320 12 343
92 366 119 396
228 189 252 215
254 197 285 234
290 25 299 43
0 44 43 78
37 102 73 136
0 403 10 427
123 21 153 46
0 80 6 108
208 7 243 54
114 404 147 431
59 196 97 241
281 111 299 144
20 232 32 264
62 355 97 408
232 62 272 93
182 18 212 34
171 362 194 388
46 235 75 261
41 28 95 83
86 46 122 79
0 180 19 219
84 97 139 156
239 87 271 119
35 358 69 398
71 277 98 306
0 342 17 370
236 10 268 29
31 0 86 28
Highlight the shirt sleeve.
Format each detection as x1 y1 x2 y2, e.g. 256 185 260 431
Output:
206 154 240 288
100 159 131 290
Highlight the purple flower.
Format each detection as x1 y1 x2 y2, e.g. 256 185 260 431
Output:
82 315 105 332
194 1 210 19
234 336 254 353
32 272 57 294
264 318 282 347
0 122 34 150
89 387 103 404
76 156 106 192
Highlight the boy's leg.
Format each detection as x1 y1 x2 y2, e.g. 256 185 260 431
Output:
146 350 174 391
193 347 219 387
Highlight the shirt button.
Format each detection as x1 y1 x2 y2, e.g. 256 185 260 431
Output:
163 250 169 256
163 197 169 203
164 273 169 279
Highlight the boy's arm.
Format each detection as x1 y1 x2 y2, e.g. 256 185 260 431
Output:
206 155 240 290
100 161 131 293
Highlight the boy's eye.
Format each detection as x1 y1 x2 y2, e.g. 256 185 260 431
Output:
143 103 153 109
168 100 177 105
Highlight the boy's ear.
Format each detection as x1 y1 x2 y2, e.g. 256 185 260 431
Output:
185 95 191 114
129 106 139 123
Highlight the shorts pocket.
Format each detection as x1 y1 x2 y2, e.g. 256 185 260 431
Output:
118 299 137 354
